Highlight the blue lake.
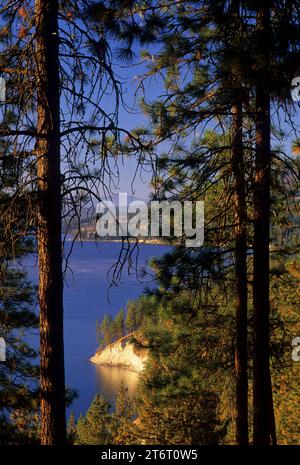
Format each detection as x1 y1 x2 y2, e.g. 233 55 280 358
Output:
24 241 171 418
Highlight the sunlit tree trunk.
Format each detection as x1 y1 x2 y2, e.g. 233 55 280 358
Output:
35 0 66 444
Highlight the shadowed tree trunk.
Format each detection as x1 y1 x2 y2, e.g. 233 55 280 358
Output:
35 0 66 444
231 100 248 446
228 1 248 444
253 4 276 446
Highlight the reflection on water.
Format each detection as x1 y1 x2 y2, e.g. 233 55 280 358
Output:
94 365 139 406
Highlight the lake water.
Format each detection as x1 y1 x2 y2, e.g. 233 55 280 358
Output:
24 241 171 418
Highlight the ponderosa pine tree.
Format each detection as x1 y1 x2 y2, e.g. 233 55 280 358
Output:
131 0 300 444
0 0 160 444
241 1 300 444
0 141 39 444
74 383 136 445
125 1 251 444
76 394 112 445
111 382 135 445
133 289 228 445
96 314 113 347
251 3 275 445
132 1 250 444
220 1 249 443
0 251 39 444
34 0 66 444
112 309 125 340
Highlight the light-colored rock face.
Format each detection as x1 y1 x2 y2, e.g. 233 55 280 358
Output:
90 335 148 373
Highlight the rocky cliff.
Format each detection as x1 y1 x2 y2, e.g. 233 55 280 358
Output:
90 333 148 373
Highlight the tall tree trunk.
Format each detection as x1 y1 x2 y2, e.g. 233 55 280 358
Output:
253 4 276 446
231 101 248 446
35 0 66 444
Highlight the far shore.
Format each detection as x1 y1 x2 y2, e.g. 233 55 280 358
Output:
65 237 172 246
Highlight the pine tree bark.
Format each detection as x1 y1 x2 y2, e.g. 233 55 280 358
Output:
231 101 248 446
253 4 276 446
35 0 66 444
